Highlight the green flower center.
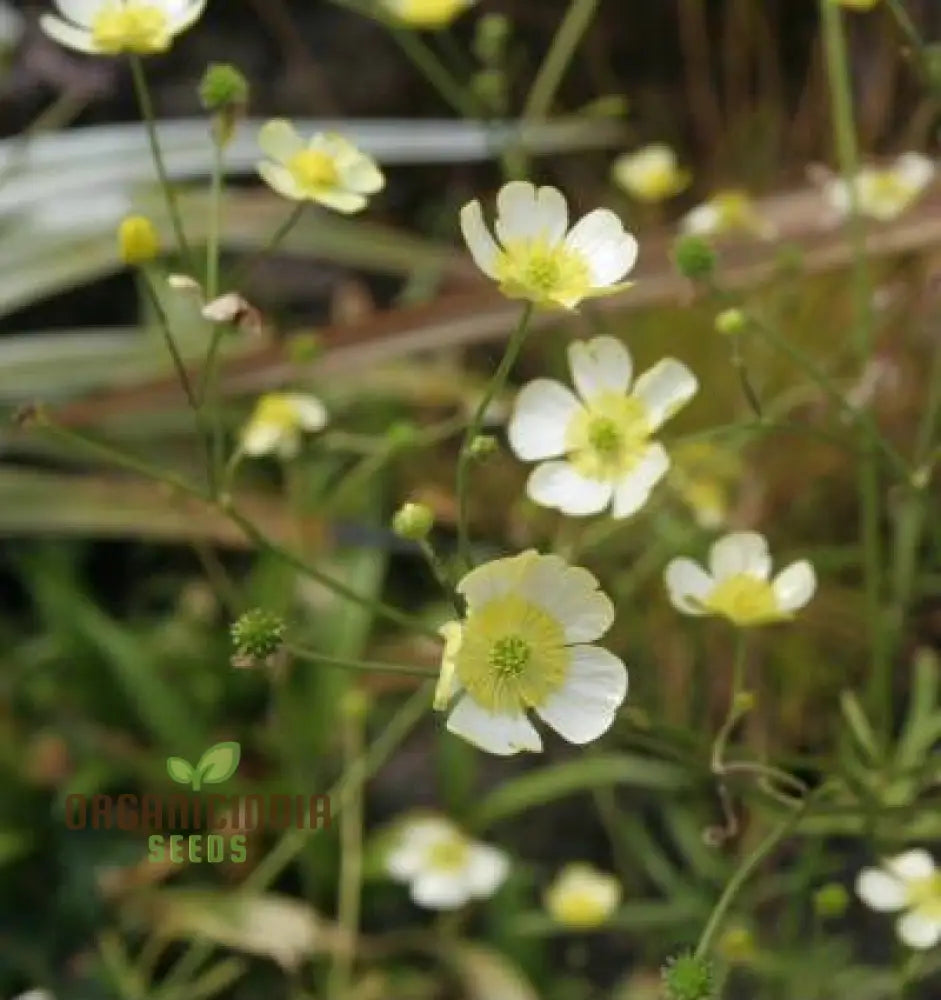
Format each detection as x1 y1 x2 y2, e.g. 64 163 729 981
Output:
287 150 339 191
565 392 651 481
427 836 470 872
252 395 301 432
494 239 591 308
92 2 170 54
704 574 783 627
488 635 531 677
907 874 941 920
586 417 623 458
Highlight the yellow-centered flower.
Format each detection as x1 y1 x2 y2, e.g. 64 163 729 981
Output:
681 189 775 239
41 0 206 55
826 153 935 222
508 336 698 518
461 182 638 310
434 551 628 756
665 531 816 627
857 851 941 949
545 863 621 929
240 393 328 460
612 144 691 203
257 120 385 214
380 0 477 28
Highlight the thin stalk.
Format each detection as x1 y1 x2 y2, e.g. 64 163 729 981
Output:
230 202 306 289
129 56 193 267
455 304 533 569
287 645 436 679
418 540 462 618
206 135 225 300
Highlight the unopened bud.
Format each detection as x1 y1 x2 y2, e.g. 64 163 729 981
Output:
118 215 159 265
392 502 434 542
673 234 716 282
661 952 715 1000
715 308 746 336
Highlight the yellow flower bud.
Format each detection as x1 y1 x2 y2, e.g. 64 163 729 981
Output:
118 215 160 265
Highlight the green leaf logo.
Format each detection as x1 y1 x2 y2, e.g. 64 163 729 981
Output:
166 741 241 790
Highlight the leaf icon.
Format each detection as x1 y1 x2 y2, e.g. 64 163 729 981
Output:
194 741 241 788
167 756 195 786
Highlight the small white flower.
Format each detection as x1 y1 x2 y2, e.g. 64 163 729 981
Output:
612 144 690 203
434 550 628 756
665 531 816 628
508 336 698 519
681 189 775 239
257 120 385 214
379 0 477 28
544 863 621 929
240 393 328 460
857 850 941 950
41 0 206 56
386 815 509 910
461 182 638 310
825 153 935 222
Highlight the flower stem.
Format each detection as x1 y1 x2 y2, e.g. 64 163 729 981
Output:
287 645 436 679
455 303 534 570
129 56 193 269
229 202 306 290
206 134 225 300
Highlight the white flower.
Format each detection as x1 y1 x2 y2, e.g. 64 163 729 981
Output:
257 120 385 214
240 393 328 460
379 0 477 28
40 0 206 55
825 153 935 222
856 850 941 950
434 551 628 756
386 815 508 910
508 336 698 519
681 189 775 239
460 182 638 310
612 144 690 203
544 863 621 928
665 531 816 628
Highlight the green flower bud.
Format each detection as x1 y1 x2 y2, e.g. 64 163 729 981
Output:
386 421 419 451
473 13 510 65
199 63 250 112
717 925 756 964
118 215 160 265
392 502 435 542
733 690 756 714
231 608 285 661
715 308 746 336
814 883 850 919
673 235 717 282
661 952 715 1000
469 434 499 461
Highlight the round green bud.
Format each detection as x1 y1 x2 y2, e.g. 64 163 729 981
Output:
199 63 250 112
386 421 419 451
392 502 435 542
469 434 499 461
715 308 747 336
471 69 507 114
733 690 756 714
717 926 756 964
473 13 510 65
231 608 286 660
661 952 715 1000
673 235 717 282
813 883 850 919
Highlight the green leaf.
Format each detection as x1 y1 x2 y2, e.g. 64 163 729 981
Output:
167 757 195 786
195 741 241 786
472 753 691 830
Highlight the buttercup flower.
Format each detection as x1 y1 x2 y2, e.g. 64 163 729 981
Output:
545 863 621 929
386 815 508 909
825 153 935 222
856 850 941 949
434 551 628 755
612 144 691 203
41 0 206 55
681 189 775 239
379 0 476 28
257 120 385 214
240 393 328 460
668 440 741 529
508 336 698 518
665 531 816 627
461 182 638 310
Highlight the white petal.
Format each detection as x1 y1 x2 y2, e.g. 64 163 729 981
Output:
258 119 305 164
897 152 934 192
568 336 633 402
508 379 582 461
772 561 816 613
888 850 937 883
611 444 670 519
855 869 907 912
564 210 638 286
313 188 368 214
457 550 538 611
446 696 542 756
495 182 568 245
631 359 699 430
664 558 713 616
410 871 471 910
825 179 852 218
241 422 284 457
284 394 328 432
515 553 614 643
898 911 941 950
709 532 772 581
170 0 208 32
40 14 98 52
53 0 100 26
526 461 613 517
460 201 500 279
535 645 628 744
681 203 718 236
339 156 385 195
434 622 463 710
465 844 510 898
257 162 304 201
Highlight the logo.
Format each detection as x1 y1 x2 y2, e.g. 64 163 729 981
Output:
166 740 241 791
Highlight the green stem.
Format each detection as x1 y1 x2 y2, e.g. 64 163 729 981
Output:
523 0 601 119
206 135 225 300
711 636 749 774
129 56 193 268
229 202 306 290
418 540 462 618
456 304 534 569
287 645 436 679
885 0 934 87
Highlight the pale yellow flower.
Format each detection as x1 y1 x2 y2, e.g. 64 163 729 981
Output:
545 863 621 928
380 0 476 28
826 153 935 222
681 189 775 239
461 182 638 310
612 144 690 203
257 120 385 215
857 850 941 949
41 0 206 55
241 393 328 460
